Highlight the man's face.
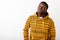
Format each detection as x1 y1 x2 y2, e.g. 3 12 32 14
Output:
37 3 47 13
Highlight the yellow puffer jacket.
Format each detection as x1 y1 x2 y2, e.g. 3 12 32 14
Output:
23 12 56 40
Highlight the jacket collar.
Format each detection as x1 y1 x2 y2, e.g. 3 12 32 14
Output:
33 12 49 19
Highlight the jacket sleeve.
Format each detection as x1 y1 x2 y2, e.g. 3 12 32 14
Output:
49 19 56 40
23 16 31 40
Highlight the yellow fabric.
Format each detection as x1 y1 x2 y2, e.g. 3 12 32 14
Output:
23 12 56 40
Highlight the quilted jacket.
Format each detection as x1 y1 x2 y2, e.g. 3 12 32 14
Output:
23 12 56 40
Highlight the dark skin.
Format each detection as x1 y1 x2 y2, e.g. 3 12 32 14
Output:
36 3 48 18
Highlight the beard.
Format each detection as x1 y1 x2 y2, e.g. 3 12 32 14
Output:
36 11 48 17
40 12 48 17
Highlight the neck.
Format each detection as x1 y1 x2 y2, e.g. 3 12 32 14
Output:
36 12 48 18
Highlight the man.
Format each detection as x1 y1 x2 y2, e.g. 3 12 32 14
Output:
23 1 56 40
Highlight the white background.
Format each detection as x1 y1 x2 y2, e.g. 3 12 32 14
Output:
0 0 60 40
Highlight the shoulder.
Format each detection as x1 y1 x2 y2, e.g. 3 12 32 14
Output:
28 15 35 19
48 17 54 23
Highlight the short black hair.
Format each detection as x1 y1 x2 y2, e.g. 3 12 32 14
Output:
40 1 48 9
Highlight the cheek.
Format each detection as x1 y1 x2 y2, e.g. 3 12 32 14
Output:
37 7 40 10
42 8 47 11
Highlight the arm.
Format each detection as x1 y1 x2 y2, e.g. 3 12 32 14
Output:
23 16 31 40
49 19 56 40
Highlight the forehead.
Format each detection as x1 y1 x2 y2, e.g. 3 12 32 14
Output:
39 3 46 7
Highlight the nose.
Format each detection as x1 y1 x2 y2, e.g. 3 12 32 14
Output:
40 7 43 10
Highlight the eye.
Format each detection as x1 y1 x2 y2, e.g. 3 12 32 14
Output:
40 7 45 10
